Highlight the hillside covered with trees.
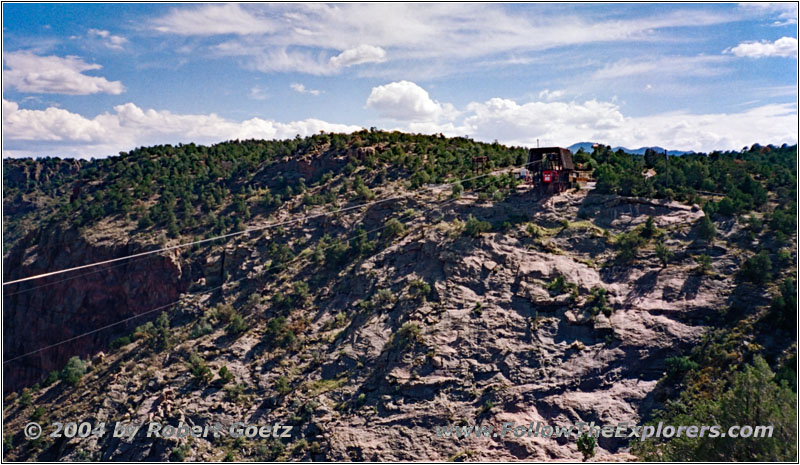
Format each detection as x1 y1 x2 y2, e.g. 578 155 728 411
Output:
3 131 797 461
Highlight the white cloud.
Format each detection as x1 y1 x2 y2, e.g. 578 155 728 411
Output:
2 99 109 142
3 52 125 95
538 89 565 101
593 55 729 80
151 4 741 76
738 3 797 26
153 4 275 35
290 83 321 96
249 86 268 100
88 28 128 50
212 42 386 75
214 43 335 75
619 104 798 152
3 100 361 159
366 80 457 122
364 82 797 153
329 45 387 68
727 37 798 58
3 78 796 159
461 98 626 145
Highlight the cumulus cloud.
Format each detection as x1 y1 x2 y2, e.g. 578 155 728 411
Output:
3 100 361 158
3 79 796 159
329 45 387 68
461 98 626 144
153 4 275 35
290 83 321 96
3 52 125 95
366 81 797 153
727 37 798 58
366 80 457 122
88 28 128 50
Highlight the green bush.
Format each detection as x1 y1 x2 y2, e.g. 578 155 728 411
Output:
275 375 291 395
42 370 59 387
170 444 191 462
694 254 713 274
655 242 673 267
715 197 736 217
526 223 543 238
383 218 406 240
354 179 375 201
771 278 797 326
19 389 32 407
30 406 45 421
226 312 248 336
635 356 797 461
391 323 422 349
577 433 596 462
60 356 87 387
770 207 796 236
586 287 612 317
777 248 793 266
218 366 235 384
464 215 491 237
451 182 463 199
616 231 646 262
546 275 577 297
110 336 132 351
188 353 213 384
323 238 350 269
293 281 310 305
264 316 296 348
698 215 716 243
225 383 247 404
153 312 172 351
408 279 431 299
665 356 698 378
740 251 772 284
373 288 396 307
190 319 213 339
131 312 171 351
641 216 660 239
351 225 377 256
132 321 154 341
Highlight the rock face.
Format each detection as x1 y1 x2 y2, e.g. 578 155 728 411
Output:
2 187 741 461
3 225 192 393
310 190 724 461
2 158 83 190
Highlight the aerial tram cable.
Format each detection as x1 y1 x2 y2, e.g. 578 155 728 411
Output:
3 160 540 287
3 173 516 365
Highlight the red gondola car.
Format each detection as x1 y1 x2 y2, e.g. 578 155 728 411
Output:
528 147 575 194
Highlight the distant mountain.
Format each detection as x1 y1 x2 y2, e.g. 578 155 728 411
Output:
567 142 694 156
567 142 598 153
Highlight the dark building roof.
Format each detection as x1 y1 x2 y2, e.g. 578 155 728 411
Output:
528 147 575 170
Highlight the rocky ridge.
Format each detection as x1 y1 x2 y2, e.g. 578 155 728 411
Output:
3 183 748 461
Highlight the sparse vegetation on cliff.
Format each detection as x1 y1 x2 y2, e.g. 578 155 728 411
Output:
2 133 796 462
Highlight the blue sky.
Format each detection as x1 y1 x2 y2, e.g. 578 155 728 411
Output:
2 3 797 158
